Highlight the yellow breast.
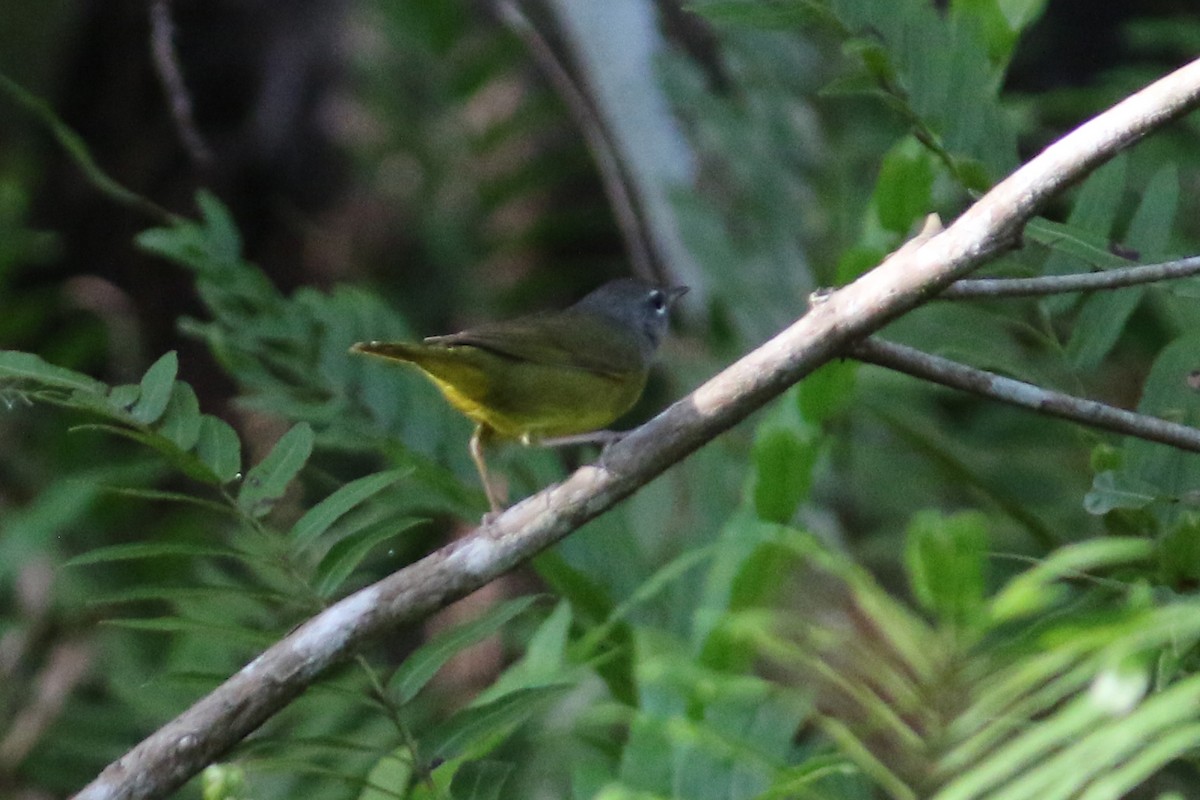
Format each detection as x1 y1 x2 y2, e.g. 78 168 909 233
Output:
365 341 648 440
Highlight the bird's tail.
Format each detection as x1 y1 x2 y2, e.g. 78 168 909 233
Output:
349 341 425 364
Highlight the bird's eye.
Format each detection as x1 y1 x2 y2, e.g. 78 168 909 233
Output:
649 289 667 312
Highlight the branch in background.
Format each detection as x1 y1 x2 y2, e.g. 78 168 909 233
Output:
493 0 656 280
944 254 1200 298
148 0 214 172
71 58 1200 800
0 640 93 770
849 338 1200 452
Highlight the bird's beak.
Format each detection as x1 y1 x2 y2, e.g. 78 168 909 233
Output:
666 285 689 305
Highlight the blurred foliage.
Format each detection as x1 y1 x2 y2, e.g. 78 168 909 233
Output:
3 0 1200 799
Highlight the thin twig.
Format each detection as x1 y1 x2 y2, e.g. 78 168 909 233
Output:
149 0 214 171
944 254 1200 298
72 57 1200 800
493 0 656 280
849 338 1200 452
0 73 178 225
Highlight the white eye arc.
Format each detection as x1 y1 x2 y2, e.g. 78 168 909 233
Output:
649 289 667 313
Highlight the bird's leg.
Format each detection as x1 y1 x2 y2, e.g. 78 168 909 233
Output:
525 430 628 472
470 424 506 515
527 430 625 449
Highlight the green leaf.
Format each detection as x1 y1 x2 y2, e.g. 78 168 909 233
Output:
904 510 988 630
86 584 279 607
1027 219 1123 267
798 360 856 425
751 424 817 525
0 350 106 394
449 760 513 800
291 469 412 546
196 190 243 266
619 711 675 794
237 422 314 517
750 388 821 525
1067 166 1177 369
728 539 808 614
990 538 1154 622
996 0 1049 30
0 475 111 583
952 0 1022 64
688 0 840 31
357 748 414 800
872 139 935 235
70 423 220 485
102 616 275 647
1158 517 1200 588
201 764 247 800
424 686 568 762
532 550 614 624
100 486 234 516
158 382 203 450
1066 283 1145 370
136 221 208 271
131 351 178 424
196 415 242 484
1111 331 1200 527
829 0 1018 180
1125 164 1179 257
63 541 243 566
1034 155 1128 314
314 518 423 597
835 243 888 284
951 673 1200 800
389 596 539 704
481 601 574 701
578 544 715 661
1083 471 1157 515
107 383 141 412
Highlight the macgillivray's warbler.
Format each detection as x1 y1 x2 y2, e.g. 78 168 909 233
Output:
351 278 688 513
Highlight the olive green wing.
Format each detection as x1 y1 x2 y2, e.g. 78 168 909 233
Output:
425 313 645 376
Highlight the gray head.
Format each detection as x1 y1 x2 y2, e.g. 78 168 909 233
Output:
571 278 688 360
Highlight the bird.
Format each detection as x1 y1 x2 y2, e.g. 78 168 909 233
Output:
351 278 687 512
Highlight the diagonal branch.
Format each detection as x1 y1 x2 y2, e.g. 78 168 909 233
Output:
944 254 1200 298
849 338 1200 452
72 58 1200 800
